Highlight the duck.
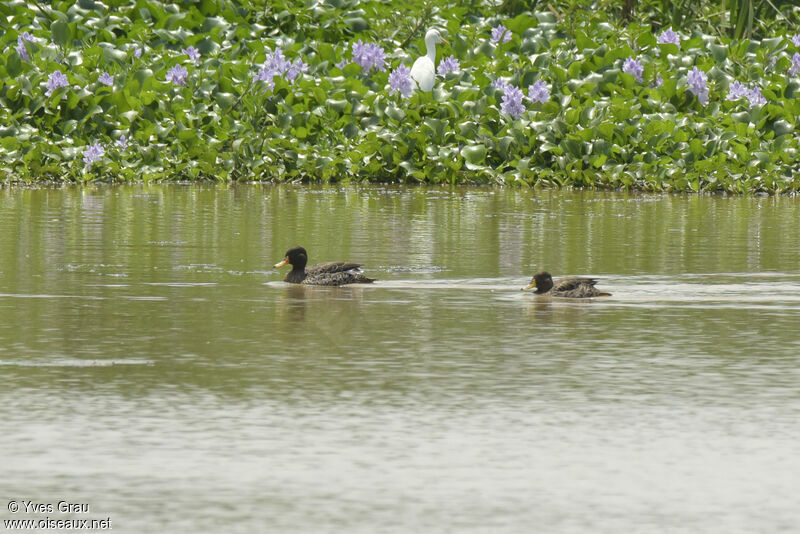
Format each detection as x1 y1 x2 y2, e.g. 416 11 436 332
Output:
523 271 611 298
274 246 374 286
410 28 448 92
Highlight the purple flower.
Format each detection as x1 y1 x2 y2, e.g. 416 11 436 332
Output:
388 64 414 99
166 64 188 86
335 59 348 69
651 75 664 88
491 25 511 44
254 65 276 92
791 35 800 47
15 38 30 61
264 48 289 74
728 82 766 108
82 142 105 168
352 41 386 73
98 72 114 86
501 85 525 119
352 41 368 68
115 135 129 149
657 27 680 46
727 80 748 101
687 66 708 105
365 44 386 72
492 78 509 92
286 58 308 83
134 47 143 59
622 56 644 82
747 86 766 108
790 53 800 77
767 54 777 72
45 71 69 97
181 46 201 63
14 31 37 61
437 55 460 75
528 80 550 104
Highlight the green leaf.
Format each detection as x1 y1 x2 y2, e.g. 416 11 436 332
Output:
591 154 607 168
214 92 235 111
51 20 71 47
772 120 793 137
318 43 336 63
344 18 369 32
386 105 405 122
461 144 486 165
506 14 538 35
689 138 704 156
710 44 728 63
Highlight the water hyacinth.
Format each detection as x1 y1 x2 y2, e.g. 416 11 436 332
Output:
285 58 308 83
687 66 709 105
254 65 276 92
500 85 525 119
15 38 30 61
15 32 36 61
727 80 749 101
352 41 386 73
115 135 129 149
181 46 201 63
791 35 800 47
528 80 550 104
622 56 644 82
388 64 414 99
437 55 459 75
657 27 680 46
335 59 348 69
82 142 104 168
134 47 142 59
98 72 114 86
492 78 509 92
491 24 511 44
166 64 189 86
264 48 290 75
747 86 766 108
651 75 664 88
45 71 69 97
790 53 800 77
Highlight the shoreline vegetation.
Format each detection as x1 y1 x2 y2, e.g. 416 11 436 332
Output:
1 0 799 192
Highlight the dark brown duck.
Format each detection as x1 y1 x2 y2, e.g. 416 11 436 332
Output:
274 246 374 286
523 271 611 298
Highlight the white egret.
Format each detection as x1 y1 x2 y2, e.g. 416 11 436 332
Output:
410 29 448 92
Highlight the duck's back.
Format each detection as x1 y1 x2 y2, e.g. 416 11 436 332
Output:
551 277 610 298
303 270 374 286
307 261 363 275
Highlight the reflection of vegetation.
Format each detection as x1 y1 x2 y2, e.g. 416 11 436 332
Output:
1 1 799 191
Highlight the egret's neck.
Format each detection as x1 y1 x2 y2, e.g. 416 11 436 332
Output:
425 37 437 63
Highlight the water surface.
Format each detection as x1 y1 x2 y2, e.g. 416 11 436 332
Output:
1 185 799 532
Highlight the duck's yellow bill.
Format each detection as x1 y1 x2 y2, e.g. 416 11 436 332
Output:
274 257 289 268
523 281 536 290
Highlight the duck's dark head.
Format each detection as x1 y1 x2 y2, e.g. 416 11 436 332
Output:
274 246 308 270
523 271 553 292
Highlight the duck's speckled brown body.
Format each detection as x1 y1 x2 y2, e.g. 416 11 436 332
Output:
275 247 374 286
524 271 611 298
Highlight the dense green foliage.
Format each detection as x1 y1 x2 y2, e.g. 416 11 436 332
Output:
1 0 800 191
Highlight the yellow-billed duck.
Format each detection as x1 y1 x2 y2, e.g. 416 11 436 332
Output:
274 246 374 286
523 271 611 298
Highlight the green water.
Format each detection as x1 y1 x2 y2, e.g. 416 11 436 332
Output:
1 185 799 533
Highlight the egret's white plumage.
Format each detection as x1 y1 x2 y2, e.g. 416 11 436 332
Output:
410 29 448 92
